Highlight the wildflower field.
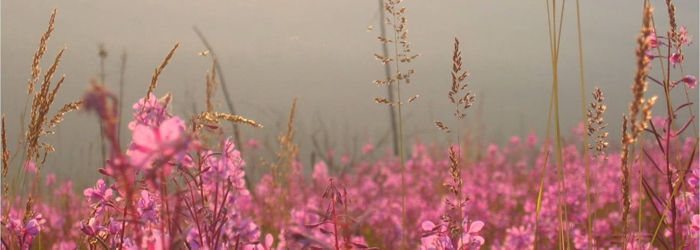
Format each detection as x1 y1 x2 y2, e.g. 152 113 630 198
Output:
1 0 699 249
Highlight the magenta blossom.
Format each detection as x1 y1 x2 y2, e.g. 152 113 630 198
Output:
24 161 37 173
678 26 693 46
363 143 375 154
692 215 699 238
459 218 485 249
681 75 697 89
128 93 172 131
127 116 190 169
83 179 113 214
80 217 105 237
670 51 684 67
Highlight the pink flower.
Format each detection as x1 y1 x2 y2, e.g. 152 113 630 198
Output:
688 169 699 190
692 214 699 238
128 93 172 130
24 161 37 173
458 218 485 249
140 230 169 250
24 219 41 237
648 31 659 49
312 161 329 184
419 221 452 250
137 190 158 223
80 217 105 237
246 139 261 150
243 233 274 250
83 179 113 214
682 75 697 89
108 218 123 235
186 227 204 250
84 179 113 203
510 136 521 146
127 116 189 169
526 133 538 146
362 143 375 154
679 26 692 46
45 174 56 186
670 51 684 67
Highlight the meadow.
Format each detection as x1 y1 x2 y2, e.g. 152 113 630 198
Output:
1 0 698 249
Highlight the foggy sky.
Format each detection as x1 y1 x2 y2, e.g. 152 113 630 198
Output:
2 1 698 187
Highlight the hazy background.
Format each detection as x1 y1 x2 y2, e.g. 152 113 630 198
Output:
2 1 698 188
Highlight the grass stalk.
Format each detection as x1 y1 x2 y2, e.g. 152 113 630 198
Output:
192 26 243 151
378 0 399 157
545 0 571 248
535 82 557 249
117 50 127 150
573 0 594 248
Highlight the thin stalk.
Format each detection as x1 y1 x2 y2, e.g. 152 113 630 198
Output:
574 0 593 248
649 140 698 248
98 44 108 167
378 0 399 156
193 26 242 151
117 51 127 150
545 0 571 248
388 9 407 250
535 85 556 249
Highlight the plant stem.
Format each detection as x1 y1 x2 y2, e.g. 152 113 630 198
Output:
574 0 594 248
378 0 399 157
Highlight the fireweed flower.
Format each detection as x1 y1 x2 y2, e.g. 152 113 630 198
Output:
419 221 452 250
128 93 171 130
6 215 43 239
200 138 249 200
648 31 659 49
140 229 169 250
45 173 56 186
692 215 700 238
688 168 699 192
681 75 697 89
108 218 123 235
459 218 485 249
83 179 113 215
670 50 684 67
362 143 375 154
185 227 205 250
242 233 274 250
80 217 105 237
502 225 534 249
24 161 37 173
127 116 191 170
137 190 159 223
246 139 261 150
678 26 693 46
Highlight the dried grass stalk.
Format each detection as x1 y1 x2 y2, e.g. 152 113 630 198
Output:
374 98 395 106
145 42 180 103
205 60 217 113
587 87 609 158
48 100 83 128
2 115 8 179
194 111 262 129
620 115 632 243
665 0 678 47
630 5 653 140
621 5 653 244
26 47 66 160
28 9 56 95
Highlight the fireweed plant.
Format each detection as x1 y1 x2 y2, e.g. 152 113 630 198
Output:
2 2 699 250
